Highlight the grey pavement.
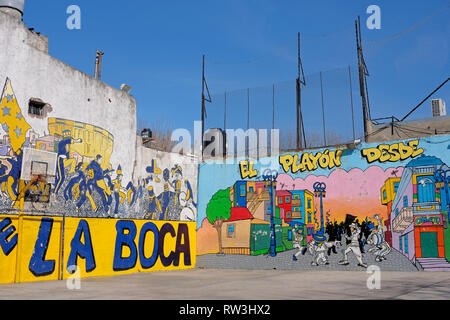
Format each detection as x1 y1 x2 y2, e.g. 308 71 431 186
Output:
197 247 419 271
1 268 450 300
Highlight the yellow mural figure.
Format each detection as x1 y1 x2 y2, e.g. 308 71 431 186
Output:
112 166 126 214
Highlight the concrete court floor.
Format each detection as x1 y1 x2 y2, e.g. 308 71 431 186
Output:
1 269 450 300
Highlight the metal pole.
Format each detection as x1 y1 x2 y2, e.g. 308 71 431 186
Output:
224 92 227 131
348 66 356 141
270 179 276 257
272 84 275 130
247 88 250 130
201 55 205 160
320 72 327 146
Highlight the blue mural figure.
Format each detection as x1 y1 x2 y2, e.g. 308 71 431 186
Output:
85 155 110 214
126 181 137 206
4 150 22 201
144 186 162 220
63 162 84 201
184 180 197 208
75 171 97 212
0 161 9 197
104 168 114 207
158 184 172 220
54 131 82 194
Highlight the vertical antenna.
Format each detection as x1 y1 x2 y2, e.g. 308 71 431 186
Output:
94 50 104 80
320 71 327 146
297 32 307 150
348 65 356 141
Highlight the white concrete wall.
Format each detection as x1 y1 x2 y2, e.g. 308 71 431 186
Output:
0 11 137 183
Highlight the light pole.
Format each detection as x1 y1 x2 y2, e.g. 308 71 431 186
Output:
263 169 278 257
434 168 450 221
313 182 327 233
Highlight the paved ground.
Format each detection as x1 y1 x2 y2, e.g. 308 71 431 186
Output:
1 268 450 300
197 247 419 271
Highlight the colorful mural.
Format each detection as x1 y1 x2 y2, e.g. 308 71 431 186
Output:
0 77 197 222
196 137 450 271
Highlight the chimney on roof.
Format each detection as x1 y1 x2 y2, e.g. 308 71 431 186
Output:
0 0 25 20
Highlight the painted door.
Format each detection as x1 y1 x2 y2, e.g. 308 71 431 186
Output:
420 232 439 258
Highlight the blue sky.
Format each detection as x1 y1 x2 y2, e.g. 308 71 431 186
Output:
22 0 449 140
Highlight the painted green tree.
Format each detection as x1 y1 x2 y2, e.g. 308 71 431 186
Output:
206 188 232 254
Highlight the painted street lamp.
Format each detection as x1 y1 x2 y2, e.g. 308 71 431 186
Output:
313 182 327 233
434 168 450 221
263 169 278 257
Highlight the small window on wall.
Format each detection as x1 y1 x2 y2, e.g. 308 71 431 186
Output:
394 182 400 192
240 186 246 196
278 197 283 205
403 196 408 208
285 197 291 203
399 236 403 252
404 234 409 254
227 224 235 238
28 98 52 118
307 199 312 209
288 230 293 241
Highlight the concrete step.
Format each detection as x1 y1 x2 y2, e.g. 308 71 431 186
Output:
416 258 450 271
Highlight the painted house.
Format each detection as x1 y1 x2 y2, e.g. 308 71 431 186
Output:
222 207 254 255
390 155 448 261
381 177 401 246
276 190 292 221
233 181 247 208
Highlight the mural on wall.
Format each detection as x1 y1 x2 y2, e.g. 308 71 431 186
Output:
196 137 450 271
0 214 196 284
0 78 197 222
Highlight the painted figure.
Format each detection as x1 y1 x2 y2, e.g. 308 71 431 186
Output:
54 130 82 194
309 232 329 266
85 154 110 214
63 162 84 201
112 165 126 215
292 225 308 261
338 223 368 268
170 164 183 207
367 214 391 262
75 168 97 212
144 186 162 220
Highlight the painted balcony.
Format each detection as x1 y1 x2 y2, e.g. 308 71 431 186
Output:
392 206 414 233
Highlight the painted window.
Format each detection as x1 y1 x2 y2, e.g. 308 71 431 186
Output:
383 190 387 200
278 197 283 205
395 208 399 217
285 197 291 203
399 236 403 251
286 211 291 219
240 185 246 197
307 199 312 209
249 187 254 193
307 228 311 236
403 196 408 208
227 224 235 238
294 195 300 200
394 182 400 192
288 230 293 241
404 234 409 254
417 176 435 203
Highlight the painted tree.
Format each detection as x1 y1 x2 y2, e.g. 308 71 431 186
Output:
206 188 232 254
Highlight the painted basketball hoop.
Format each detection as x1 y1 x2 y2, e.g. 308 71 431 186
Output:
20 148 57 203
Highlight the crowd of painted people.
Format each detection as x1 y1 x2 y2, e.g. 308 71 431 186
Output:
292 214 392 268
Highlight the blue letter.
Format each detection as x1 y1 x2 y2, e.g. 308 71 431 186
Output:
67 220 96 273
113 220 137 271
139 222 159 269
29 218 55 277
0 218 17 256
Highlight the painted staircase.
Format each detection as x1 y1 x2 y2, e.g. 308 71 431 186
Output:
416 258 450 271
